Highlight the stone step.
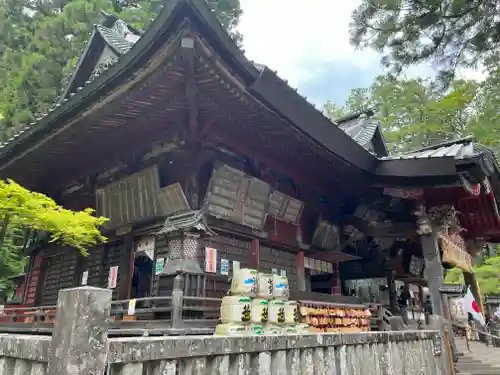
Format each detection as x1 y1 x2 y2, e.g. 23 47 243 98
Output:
456 365 500 372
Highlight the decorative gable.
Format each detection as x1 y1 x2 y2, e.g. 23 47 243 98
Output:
58 12 142 103
335 110 388 157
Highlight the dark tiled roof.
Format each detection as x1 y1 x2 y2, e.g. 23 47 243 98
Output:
380 136 477 160
0 15 142 151
338 117 379 148
96 24 138 55
335 111 383 153
0 0 377 174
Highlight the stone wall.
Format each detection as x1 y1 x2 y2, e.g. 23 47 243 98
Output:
107 331 444 375
0 287 447 375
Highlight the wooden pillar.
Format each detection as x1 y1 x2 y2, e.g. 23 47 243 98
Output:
418 285 425 310
331 263 341 295
249 239 260 270
421 232 445 315
387 271 397 313
421 230 455 371
296 252 306 291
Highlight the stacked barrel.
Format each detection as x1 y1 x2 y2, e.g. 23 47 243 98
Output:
215 269 312 335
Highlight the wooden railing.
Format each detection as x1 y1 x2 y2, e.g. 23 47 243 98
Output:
0 290 222 336
0 286 447 374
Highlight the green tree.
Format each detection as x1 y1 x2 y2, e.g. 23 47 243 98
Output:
350 0 499 82
323 101 347 120
0 179 108 255
0 179 108 290
324 75 479 152
0 0 242 139
445 257 500 296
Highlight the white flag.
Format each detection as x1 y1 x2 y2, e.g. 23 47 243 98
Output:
462 288 485 326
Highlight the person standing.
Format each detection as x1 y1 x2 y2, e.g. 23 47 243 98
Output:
424 295 433 325
398 286 411 325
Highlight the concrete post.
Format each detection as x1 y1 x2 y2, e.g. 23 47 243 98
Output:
48 286 112 375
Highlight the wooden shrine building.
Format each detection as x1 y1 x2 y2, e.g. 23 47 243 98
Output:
2 0 500 327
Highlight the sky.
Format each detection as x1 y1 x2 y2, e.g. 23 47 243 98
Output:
237 0 483 108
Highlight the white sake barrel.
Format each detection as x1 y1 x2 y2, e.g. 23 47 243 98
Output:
272 274 289 300
231 269 258 296
296 323 313 334
250 299 269 324
214 323 247 336
264 323 283 335
220 296 251 324
248 324 265 335
256 273 273 299
284 300 299 325
268 299 286 325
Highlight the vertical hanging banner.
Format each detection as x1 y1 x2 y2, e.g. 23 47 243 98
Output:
128 299 136 316
155 258 165 275
220 259 229 275
108 266 118 289
205 247 217 273
81 270 89 286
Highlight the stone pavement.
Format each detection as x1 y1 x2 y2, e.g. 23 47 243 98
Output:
455 337 500 375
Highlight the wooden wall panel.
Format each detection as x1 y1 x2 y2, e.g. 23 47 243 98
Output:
23 255 42 306
40 248 79 306
101 241 129 301
152 236 170 297
81 245 105 287
260 245 298 290
201 235 252 298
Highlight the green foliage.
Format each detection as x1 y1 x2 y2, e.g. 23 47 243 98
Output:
323 73 500 153
0 179 108 293
445 257 500 296
0 0 242 140
0 179 108 256
350 0 499 82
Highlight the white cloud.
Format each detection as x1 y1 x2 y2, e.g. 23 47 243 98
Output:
238 0 485 105
238 0 376 89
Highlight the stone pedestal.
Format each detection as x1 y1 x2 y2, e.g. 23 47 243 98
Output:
47 286 112 375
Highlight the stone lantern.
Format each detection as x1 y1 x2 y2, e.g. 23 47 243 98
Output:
156 210 215 296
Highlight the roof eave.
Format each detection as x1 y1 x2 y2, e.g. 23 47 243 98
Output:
0 0 378 175
58 26 101 104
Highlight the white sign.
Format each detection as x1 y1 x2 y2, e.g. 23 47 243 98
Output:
136 236 155 254
205 247 217 273
108 266 118 289
495 307 500 320
280 270 287 277
233 260 240 274
128 299 136 315
220 259 229 275
81 270 89 286
449 297 467 322
155 258 165 275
